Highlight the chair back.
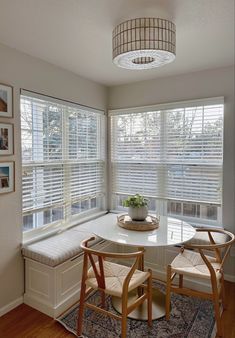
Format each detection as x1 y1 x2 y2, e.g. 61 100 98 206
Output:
185 228 235 270
80 236 144 291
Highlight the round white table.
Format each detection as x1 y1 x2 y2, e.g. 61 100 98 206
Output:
91 213 196 320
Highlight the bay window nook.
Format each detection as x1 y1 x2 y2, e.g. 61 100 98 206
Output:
21 93 224 240
19 94 228 326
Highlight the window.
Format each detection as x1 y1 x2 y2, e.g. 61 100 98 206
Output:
21 91 106 234
109 98 223 225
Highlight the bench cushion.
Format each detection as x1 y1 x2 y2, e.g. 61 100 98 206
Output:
22 228 100 267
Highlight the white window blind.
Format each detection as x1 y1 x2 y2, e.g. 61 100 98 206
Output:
110 98 223 223
21 91 106 232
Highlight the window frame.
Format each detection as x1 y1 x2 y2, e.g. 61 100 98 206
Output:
108 97 224 227
21 89 107 243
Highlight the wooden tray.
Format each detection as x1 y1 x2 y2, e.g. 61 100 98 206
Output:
117 214 159 231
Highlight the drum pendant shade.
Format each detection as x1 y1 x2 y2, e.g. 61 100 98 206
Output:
112 18 176 70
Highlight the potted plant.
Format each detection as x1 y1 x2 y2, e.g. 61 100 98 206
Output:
123 194 149 221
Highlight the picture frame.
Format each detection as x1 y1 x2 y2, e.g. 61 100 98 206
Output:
0 123 14 155
0 83 13 117
0 162 14 194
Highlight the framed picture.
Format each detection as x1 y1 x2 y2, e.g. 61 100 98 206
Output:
0 83 13 117
0 162 14 194
0 123 13 155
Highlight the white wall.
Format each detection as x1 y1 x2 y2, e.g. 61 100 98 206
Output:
108 66 235 277
0 42 234 313
0 42 107 311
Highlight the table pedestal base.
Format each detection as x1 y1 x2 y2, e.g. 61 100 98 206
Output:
112 288 166 321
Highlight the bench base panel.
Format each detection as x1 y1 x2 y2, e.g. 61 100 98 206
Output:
24 240 115 318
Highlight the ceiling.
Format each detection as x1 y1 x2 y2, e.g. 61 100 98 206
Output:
0 0 234 86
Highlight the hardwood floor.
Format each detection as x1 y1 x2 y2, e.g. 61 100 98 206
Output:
0 281 235 338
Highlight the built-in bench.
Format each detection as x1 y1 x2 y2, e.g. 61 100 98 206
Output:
22 215 116 318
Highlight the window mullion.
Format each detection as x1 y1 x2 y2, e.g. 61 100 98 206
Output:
159 110 167 215
63 107 71 224
32 101 44 227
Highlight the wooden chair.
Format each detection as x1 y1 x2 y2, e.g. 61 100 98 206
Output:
165 228 235 337
77 236 152 338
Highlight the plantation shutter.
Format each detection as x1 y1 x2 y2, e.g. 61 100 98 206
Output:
109 98 223 207
21 90 105 230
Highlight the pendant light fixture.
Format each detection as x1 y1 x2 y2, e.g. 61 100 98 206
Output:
112 18 176 70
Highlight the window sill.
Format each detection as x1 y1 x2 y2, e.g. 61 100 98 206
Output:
22 210 108 245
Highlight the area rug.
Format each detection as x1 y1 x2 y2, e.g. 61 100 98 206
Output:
57 281 216 338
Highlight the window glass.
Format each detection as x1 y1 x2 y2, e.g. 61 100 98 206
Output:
21 92 105 233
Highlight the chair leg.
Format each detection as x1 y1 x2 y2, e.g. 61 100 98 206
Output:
101 290 106 309
121 293 128 338
121 315 127 338
77 280 86 336
211 276 223 337
179 274 183 288
165 265 172 321
220 273 226 310
147 270 152 327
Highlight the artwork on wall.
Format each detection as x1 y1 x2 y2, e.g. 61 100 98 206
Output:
0 123 13 155
0 83 13 117
0 162 14 194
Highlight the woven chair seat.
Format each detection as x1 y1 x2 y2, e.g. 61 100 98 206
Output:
86 261 150 297
171 249 221 280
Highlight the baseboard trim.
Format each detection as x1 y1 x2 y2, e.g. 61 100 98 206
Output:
24 294 55 318
24 287 81 319
0 296 23 317
224 273 235 283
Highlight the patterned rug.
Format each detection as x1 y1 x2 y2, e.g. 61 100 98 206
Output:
57 281 216 338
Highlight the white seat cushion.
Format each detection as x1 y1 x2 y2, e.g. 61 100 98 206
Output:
22 229 100 267
171 249 221 280
86 261 150 297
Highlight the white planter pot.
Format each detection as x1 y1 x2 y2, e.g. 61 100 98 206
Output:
128 206 148 221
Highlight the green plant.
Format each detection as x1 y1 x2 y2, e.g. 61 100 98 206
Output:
123 194 149 208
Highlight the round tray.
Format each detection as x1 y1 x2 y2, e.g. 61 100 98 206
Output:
117 214 159 231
